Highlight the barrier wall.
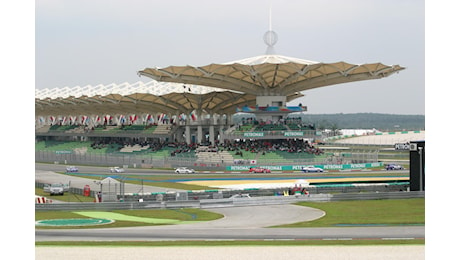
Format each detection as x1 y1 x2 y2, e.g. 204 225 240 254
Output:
35 191 424 211
226 162 383 171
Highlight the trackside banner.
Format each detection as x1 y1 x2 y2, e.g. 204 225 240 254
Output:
243 132 264 137
226 162 383 171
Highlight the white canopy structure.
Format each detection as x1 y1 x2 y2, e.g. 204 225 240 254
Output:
138 54 405 97
35 80 304 116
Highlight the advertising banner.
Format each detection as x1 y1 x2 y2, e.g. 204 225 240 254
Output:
243 132 264 137
226 162 383 171
284 131 304 137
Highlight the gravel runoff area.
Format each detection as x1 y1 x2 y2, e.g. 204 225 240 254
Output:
35 246 424 260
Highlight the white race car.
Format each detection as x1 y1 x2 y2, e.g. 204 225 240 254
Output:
301 166 324 173
175 167 195 174
109 167 125 173
229 193 251 199
66 166 79 172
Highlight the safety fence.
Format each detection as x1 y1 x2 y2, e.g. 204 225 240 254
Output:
35 191 424 211
35 150 380 170
36 178 408 204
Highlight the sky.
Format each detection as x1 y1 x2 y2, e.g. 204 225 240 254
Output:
34 0 425 115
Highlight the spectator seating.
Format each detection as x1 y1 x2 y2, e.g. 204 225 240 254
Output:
152 125 171 135
35 140 92 153
119 144 150 153
254 124 287 131
257 151 290 164
35 125 51 133
196 151 233 165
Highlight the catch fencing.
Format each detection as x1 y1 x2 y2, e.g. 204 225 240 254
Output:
35 150 379 170
35 191 424 211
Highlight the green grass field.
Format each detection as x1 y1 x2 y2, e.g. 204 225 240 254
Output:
35 188 95 202
35 208 223 229
275 198 424 227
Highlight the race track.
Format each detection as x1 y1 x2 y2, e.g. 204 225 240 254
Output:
35 164 423 242
35 164 424 259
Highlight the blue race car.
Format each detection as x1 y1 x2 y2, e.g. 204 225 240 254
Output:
385 164 404 170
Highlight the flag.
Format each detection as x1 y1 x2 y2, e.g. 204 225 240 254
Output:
81 116 88 125
129 114 137 123
190 111 197 121
70 116 77 125
119 115 126 124
104 115 112 124
147 114 154 123
158 113 165 122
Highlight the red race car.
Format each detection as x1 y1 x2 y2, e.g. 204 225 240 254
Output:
249 167 271 173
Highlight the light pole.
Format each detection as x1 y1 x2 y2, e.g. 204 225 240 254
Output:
418 147 424 191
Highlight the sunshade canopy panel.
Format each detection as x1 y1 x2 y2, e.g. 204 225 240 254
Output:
35 80 304 116
36 54 403 118
138 54 405 96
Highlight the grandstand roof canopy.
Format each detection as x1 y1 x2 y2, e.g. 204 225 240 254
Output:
36 54 404 117
35 80 303 116
138 54 405 96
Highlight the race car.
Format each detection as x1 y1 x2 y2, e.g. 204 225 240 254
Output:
109 167 125 173
175 167 195 174
65 166 79 173
249 167 271 173
301 166 324 173
229 193 251 199
385 164 404 170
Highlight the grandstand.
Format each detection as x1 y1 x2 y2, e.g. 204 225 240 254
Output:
35 127 403 168
35 29 408 169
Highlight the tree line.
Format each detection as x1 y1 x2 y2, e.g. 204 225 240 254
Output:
233 113 425 131
296 113 424 131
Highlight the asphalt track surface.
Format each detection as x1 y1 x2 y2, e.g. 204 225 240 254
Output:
35 164 424 259
36 223 424 242
35 164 185 194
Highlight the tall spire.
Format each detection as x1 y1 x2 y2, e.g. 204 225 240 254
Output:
263 4 278 54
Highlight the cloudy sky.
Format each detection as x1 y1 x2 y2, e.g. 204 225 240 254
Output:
35 0 425 115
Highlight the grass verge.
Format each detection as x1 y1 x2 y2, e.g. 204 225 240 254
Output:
35 208 223 229
274 198 424 228
35 188 95 203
